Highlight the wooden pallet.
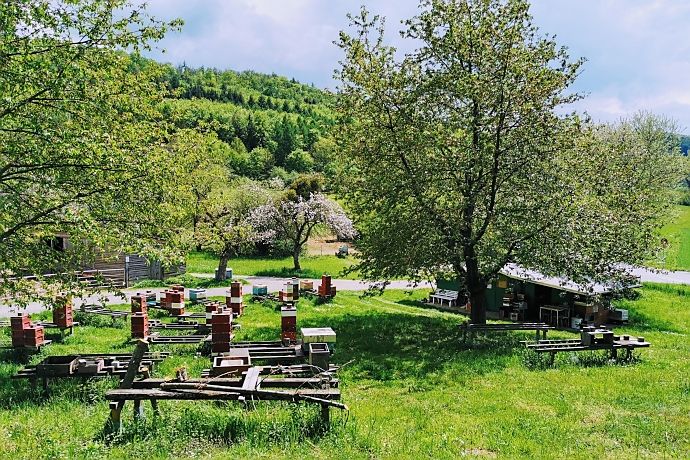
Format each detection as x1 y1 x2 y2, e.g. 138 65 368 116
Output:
80 305 129 319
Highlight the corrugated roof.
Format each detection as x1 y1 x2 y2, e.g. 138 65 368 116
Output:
499 263 619 296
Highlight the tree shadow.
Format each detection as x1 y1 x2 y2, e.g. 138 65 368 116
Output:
299 310 527 381
625 308 681 334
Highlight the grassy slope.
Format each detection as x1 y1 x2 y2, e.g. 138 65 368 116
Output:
1 285 689 458
654 205 690 271
187 252 359 280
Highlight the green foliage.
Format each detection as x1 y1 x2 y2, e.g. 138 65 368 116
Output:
288 174 325 201
336 0 688 323
0 0 184 304
285 149 315 173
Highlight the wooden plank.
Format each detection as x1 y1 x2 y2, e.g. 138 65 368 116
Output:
241 367 261 391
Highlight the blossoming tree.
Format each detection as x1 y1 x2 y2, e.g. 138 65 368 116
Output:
249 193 356 270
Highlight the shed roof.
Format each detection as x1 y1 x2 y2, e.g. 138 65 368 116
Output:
499 263 626 296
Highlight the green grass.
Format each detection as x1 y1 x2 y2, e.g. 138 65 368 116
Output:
1 284 689 458
186 252 359 279
653 204 690 271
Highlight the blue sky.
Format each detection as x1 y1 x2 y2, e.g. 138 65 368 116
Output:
143 0 690 133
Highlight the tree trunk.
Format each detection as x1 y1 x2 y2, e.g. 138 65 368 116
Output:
465 258 487 324
292 245 302 271
216 255 229 281
469 287 487 325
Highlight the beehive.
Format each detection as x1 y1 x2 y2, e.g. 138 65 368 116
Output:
281 305 297 342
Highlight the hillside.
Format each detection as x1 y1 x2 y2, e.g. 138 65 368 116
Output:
157 64 336 179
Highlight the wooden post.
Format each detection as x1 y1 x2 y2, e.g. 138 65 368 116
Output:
320 404 330 428
133 400 144 420
107 339 149 435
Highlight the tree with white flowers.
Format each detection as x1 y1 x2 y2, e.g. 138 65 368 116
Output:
249 193 356 270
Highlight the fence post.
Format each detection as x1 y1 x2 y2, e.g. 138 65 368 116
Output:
124 255 130 288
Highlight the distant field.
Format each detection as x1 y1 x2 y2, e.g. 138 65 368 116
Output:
0 284 688 458
186 252 360 280
654 205 690 271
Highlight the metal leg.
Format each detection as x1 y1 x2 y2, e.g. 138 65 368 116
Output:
549 352 556 367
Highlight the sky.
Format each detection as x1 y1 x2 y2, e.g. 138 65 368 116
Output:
142 0 690 133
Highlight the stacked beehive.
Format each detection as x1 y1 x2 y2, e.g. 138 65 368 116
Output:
281 305 297 343
225 281 244 316
53 295 74 329
131 310 149 339
169 289 185 316
211 311 233 353
10 314 31 348
291 277 300 300
23 322 45 348
205 301 221 327
130 294 148 315
279 282 294 304
318 275 336 298
159 290 172 310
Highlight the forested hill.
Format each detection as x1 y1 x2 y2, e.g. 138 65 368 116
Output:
152 60 337 180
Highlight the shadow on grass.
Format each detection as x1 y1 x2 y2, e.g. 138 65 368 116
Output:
626 309 680 333
298 310 527 380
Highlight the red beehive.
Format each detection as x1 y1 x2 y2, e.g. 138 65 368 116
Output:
53 295 74 328
131 313 149 339
281 305 297 342
11 314 30 330
226 282 244 316
212 342 231 353
130 294 148 315
318 274 333 298
211 311 233 353
160 291 172 309
10 314 30 347
23 326 45 347
205 301 220 325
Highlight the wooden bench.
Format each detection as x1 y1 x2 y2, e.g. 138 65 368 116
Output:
524 335 650 366
460 321 554 343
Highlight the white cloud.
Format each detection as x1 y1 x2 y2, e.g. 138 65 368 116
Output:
140 0 690 132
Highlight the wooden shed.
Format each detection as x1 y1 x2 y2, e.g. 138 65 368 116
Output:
50 234 185 288
437 264 630 327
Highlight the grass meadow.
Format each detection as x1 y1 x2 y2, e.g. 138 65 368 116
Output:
0 284 689 458
655 205 690 271
186 252 359 280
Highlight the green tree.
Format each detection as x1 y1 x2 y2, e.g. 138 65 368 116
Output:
285 149 315 173
196 181 270 281
336 1 686 323
0 0 181 303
